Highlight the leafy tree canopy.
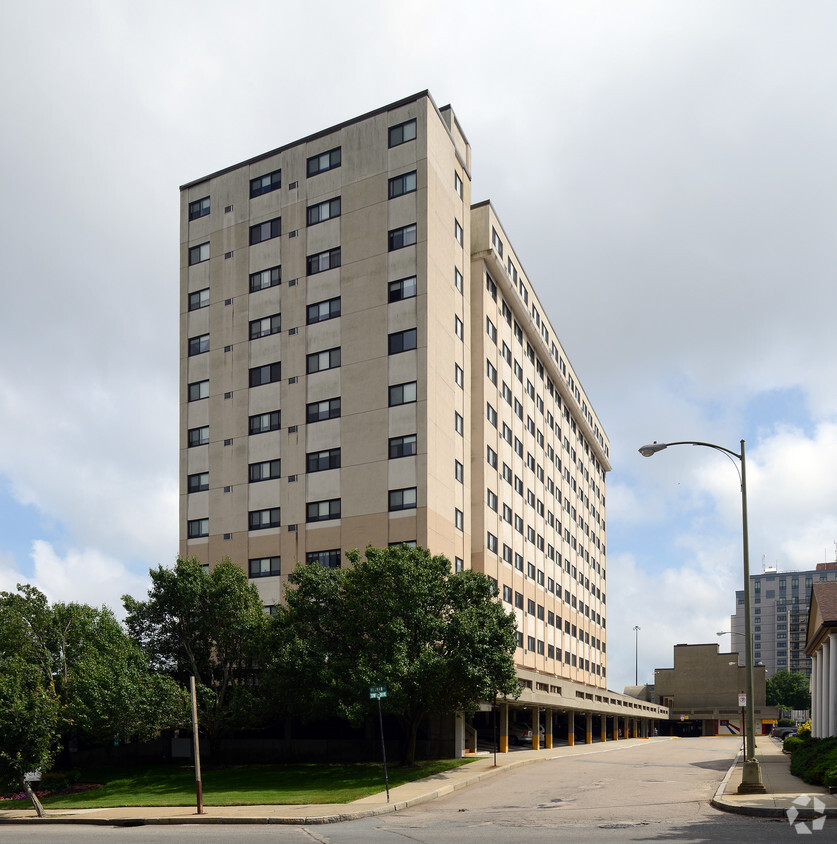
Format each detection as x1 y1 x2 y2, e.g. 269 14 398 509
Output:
123 557 268 748
766 669 811 710
266 544 519 765
0 585 185 815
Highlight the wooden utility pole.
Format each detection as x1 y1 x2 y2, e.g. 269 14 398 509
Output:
189 676 204 814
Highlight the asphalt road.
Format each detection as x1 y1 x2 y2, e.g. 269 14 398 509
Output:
0 738 818 842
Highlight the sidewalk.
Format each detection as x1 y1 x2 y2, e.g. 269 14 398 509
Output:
0 737 832 825
711 736 837 819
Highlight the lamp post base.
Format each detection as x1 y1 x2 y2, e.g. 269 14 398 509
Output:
737 759 766 794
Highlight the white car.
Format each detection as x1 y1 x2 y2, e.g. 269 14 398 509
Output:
508 721 546 745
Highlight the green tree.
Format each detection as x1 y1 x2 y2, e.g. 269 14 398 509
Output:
268 544 520 766
123 557 268 753
0 585 184 816
0 657 61 817
766 669 811 710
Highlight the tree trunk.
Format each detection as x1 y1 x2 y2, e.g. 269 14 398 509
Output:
400 715 421 767
18 773 45 818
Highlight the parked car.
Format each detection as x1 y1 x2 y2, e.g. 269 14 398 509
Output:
771 725 798 739
508 721 546 745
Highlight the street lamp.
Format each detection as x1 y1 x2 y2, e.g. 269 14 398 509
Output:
639 439 765 793
634 625 641 685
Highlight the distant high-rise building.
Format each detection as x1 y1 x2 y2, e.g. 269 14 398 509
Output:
178 90 614 699
729 561 837 678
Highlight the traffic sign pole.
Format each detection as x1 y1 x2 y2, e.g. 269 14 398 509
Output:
370 685 390 802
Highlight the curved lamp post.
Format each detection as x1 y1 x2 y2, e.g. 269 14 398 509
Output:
639 440 765 793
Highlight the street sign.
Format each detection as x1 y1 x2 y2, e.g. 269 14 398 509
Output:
369 685 387 699
738 693 747 707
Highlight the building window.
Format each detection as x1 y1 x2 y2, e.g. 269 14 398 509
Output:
249 508 281 530
388 328 417 355
307 499 341 522
249 556 281 578
491 227 504 258
189 242 210 265
188 426 209 447
389 118 417 147
307 549 341 569
454 220 463 245
487 532 498 553
390 434 417 459
487 489 498 511
187 472 209 493
389 276 417 302
250 265 281 292
307 347 341 374
487 360 497 385
249 459 281 482
250 217 281 245
388 171 417 198
188 380 209 402
189 197 210 220
455 315 464 339
455 509 464 530
307 448 340 473
250 169 281 197
188 288 210 311
188 334 209 356
455 364 464 387
454 460 464 483
249 314 281 339
389 381 417 406
249 362 281 387
389 487 417 511
307 297 341 324
487 446 498 469
455 268 463 292
454 411 464 435
454 171 463 198
187 518 208 538
388 223 417 251
486 403 497 427
307 147 341 177
307 248 341 275
307 196 341 225
307 397 341 422
249 411 280 434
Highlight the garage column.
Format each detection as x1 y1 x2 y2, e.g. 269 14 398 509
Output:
532 707 540 750
586 712 593 744
499 702 509 753
544 708 553 749
567 711 575 746
601 715 607 743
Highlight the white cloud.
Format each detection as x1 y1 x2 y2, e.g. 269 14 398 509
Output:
0 541 151 617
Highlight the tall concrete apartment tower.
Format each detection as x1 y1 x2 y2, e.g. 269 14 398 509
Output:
180 92 612 693
729 561 837 678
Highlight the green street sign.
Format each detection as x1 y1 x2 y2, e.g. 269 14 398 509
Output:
369 685 387 699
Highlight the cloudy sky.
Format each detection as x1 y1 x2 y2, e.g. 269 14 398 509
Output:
1 0 836 694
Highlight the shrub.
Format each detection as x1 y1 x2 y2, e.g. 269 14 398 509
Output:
777 718 796 727
784 736 805 754
797 720 812 740
790 737 837 785
38 771 68 791
824 766 837 789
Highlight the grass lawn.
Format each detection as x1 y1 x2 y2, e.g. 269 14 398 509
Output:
0 759 475 809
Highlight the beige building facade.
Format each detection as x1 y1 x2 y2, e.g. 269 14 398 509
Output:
179 91 665 731
654 644 777 737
